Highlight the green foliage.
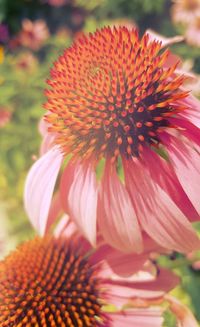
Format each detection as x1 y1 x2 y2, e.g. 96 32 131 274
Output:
0 35 71 247
163 310 177 327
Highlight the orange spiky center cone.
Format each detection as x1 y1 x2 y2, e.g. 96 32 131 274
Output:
0 237 103 327
45 26 188 161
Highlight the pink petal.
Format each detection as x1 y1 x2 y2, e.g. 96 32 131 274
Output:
142 147 199 222
60 159 77 213
147 29 184 48
123 157 200 253
164 52 182 68
40 132 56 155
109 309 163 327
179 95 200 128
98 161 143 253
168 117 200 153
92 235 161 278
24 146 63 235
54 214 77 238
38 116 49 136
65 160 98 246
103 268 179 307
54 214 92 254
94 244 148 278
164 135 200 215
45 192 62 232
166 296 199 327
38 115 57 155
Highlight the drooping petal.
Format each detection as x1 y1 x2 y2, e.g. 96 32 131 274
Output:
92 234 162 278
163 134 200 215
24 146 63 235
40 132 56 155
142 147 199 222
45 192 62 232
94 244 148 278
103 268 179 308
39 115 57 155
60 159 78 213
179 95 200 128
38 116 49 136
147 29 184 48
64 160 98 246
123 157 200 253
109 309 163 327
98 160 143 253
169 117 200 153
166 296 199 327
54 214 74 238
54 214 92 253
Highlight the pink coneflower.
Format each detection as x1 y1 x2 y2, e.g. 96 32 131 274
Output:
17 19 49 51
171 0 200 25
0 216 178 327
25 26 200 254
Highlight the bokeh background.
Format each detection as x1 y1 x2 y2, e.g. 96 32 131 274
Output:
1 0 200 325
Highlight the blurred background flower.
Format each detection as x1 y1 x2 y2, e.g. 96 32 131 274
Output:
15 19 50 51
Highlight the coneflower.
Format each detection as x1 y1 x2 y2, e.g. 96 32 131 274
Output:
0 229 175 327
25 26 200 253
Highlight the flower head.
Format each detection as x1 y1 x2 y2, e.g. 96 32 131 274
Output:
0 217 177 327
45 27 187 161
25 26 200 254
0 237 103 326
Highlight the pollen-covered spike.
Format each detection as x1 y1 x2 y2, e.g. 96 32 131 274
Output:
126 145 132 155
153 116 163 122
117 137 123 145
0 237 102 326
138 135 145 141
145 121 153 127
127 136 133 144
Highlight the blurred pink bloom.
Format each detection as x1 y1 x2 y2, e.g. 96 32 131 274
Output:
185 16 200 47
25 27 200 254
171 0 200 25
0 214 178 326
0 108 11 128
15 51 38 71
18 19 49 51
71 9 85 27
